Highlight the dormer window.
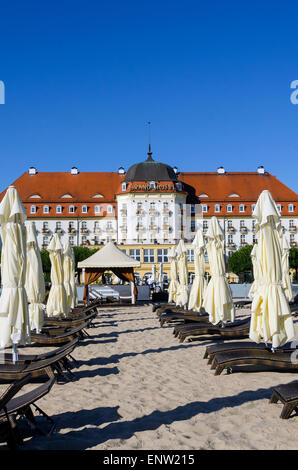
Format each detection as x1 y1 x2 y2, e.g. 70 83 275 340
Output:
177 182 182 191
29 194 41 199
227 204 233 213
107 205 113 214
288 204 294 213
69 205 75 213
202 204 208 213
251 204 256 213
43 205 49 214
149 181 156 190
30 205 37 214
56 205 62 214
122 182 127 191
228 193 240 198
82 205 88 214
214 204 220 213
199 193 208 198
239 204 245 213
276 204 282 213
61 194 73 199
94 205 101 214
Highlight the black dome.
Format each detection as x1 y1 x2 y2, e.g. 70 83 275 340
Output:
125 148 177 182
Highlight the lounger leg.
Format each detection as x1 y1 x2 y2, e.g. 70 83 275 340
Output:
269 391 280 404
33 404 56 435
280 404 296 420
214 364 225 376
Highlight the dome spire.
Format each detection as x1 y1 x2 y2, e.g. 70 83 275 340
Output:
146 121 154 161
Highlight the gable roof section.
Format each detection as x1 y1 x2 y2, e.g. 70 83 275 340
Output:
179 172 298 202
0 172 124 203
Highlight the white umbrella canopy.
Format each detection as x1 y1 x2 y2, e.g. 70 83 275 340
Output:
175 240 189 308
202 216 235 325
0 186 31 360
248 244 262 300
25 221 46 333
47 234 70 317
168 246 178 303
63 240 78 309
249 190 295 348
280 234 293 302
188 228 206 312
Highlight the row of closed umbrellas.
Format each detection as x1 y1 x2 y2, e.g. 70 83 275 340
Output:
0 186 77 361
167 189 295 349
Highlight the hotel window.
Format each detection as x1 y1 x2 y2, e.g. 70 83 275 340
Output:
150 202 155 209
69 236 74 246
276 204 282 213
214 204 220 213
227 204 233 213
228 235 233 244
82 205 88 214
157 249 168 263
227 220 233 227
177 182 182 191
203 220 208 229
288 204 294 213
81 221 87 229
69 205 75 214
122 182 127 191
252 219 256 229
94 221 99 230
290 234 295 242
149 181 156 190
240 220 245 227
107 221 112 229
107 205 113 214
94 205 101 214
240 234 246 244
202 204 208 213
56 221 62 229
191 219 196 232
163 202 169 209
187 249 194 262
129 249 141 261
289 220 294 227
56 205 62 214
253 234 257 244
143 249 155 263
43 205 49 214
43 236 48 246
81 236 87 244
239 204 245 213
43 221 48 229
30 205 37 214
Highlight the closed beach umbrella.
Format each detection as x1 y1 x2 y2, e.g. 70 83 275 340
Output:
249 190 295 348
248 244 262 300
280 234 293 302
158 262 163 284
25 221 45 333
175 240 189 308
188 228 206 312
47 234 69 317
168 246 178 303
151 264 156 283
63 240 78 309
202 216 235 325
0 186 30 361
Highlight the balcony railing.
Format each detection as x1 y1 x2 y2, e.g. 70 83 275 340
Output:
227 227 235 233
290 241 297 247
136 209 145 215
93 228 102 234
240 227 248 233
68 227 76 233
41 243 48 249
105 227 115 233
80 228 89 233
240 242 248 247
149 225 158 231
42 228 50 233
120 226 127 232
289 226 297 232
149 209 158 215
136 226 145 231
120 209 127 216
55 228 63 233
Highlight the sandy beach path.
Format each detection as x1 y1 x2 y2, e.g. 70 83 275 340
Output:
2 304 298 450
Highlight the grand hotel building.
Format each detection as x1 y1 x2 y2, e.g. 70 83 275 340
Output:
2 147 297 281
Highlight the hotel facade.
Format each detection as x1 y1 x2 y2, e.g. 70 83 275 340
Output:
2 148 298 281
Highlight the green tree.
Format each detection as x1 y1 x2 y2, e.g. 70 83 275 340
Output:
227 245 254 282
289 247 298 281
72 246 99 271
40 249 51 283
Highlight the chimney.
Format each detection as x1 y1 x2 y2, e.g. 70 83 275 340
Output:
118 167 125 174
257 166 265 174
70 167 79 175
217 166 226 174
28 167 37 175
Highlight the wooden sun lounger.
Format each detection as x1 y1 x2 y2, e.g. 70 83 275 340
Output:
0 340 79 382
211 349 298 376
159 310 209 326
31 320 90 346
203 341 297 364
174 318 250 343
43 307 98 328
0 373 56 448
270 381 298 419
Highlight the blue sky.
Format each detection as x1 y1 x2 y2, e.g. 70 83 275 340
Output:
0 1 298 193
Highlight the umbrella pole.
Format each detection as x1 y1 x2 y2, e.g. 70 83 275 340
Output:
12 344 18 363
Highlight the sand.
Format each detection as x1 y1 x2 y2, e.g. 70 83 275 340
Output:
1 303 298 450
